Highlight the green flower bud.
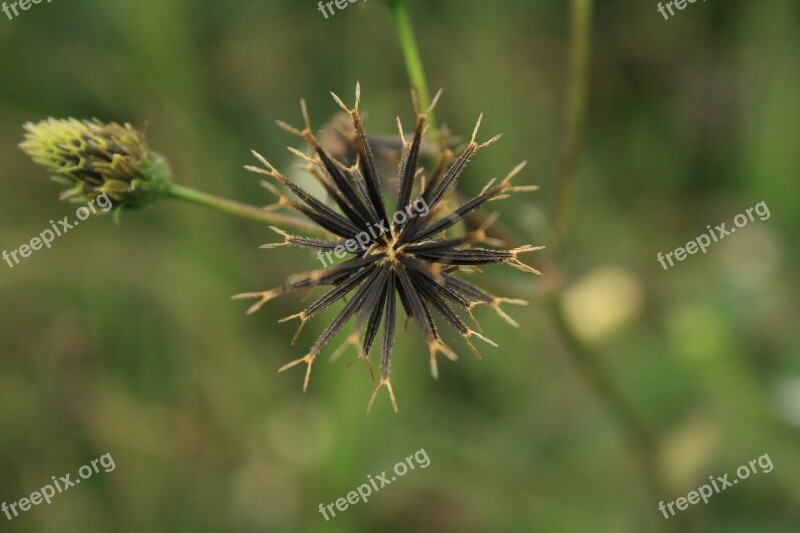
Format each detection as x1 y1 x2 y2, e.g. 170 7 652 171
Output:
19 118 172 209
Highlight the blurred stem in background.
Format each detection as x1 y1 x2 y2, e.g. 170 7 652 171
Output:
553 0 593 245
553 3 692 528
553 0 668 509
550 0 672 508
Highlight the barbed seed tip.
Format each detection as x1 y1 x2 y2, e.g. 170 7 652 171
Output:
428 88 444 114
368 377 398 413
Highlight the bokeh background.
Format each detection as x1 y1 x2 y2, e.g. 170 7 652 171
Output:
1 0 799 531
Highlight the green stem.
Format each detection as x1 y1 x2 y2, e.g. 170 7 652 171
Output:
548 4 688 525
550 299 696 533
166 183 320 233
387 0 439 144
553 0 593 244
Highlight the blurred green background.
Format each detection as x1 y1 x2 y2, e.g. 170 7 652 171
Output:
1 0 799 531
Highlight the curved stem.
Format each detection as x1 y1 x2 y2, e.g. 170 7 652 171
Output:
548 297 662 488
386 0 439 144
551 0 659 487
166 183 320 233
550 299 696 532
548 4 689 525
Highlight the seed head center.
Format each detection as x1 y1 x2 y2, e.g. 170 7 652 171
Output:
380 233 402 264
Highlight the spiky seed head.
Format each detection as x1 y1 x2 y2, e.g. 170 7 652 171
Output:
19 118 172 209
235 86 543 412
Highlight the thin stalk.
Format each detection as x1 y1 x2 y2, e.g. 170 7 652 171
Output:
166 183 320 233
548 3 690 525
553 0 593 243
550 299 695 532
552 0 656 483
548 298 661 489
386 0 439 144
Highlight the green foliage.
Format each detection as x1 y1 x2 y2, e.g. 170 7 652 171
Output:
1 0 798 531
